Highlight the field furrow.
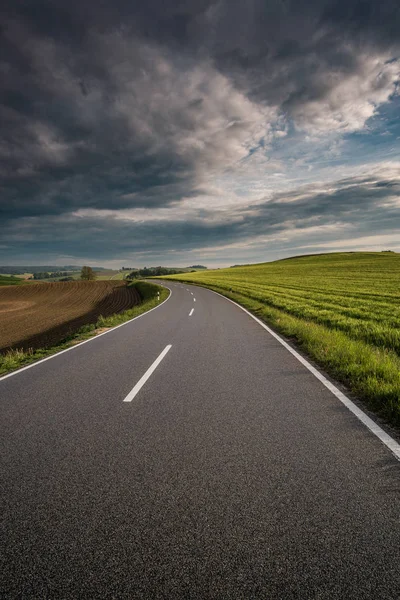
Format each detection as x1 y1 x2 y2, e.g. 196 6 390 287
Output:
0 280 140 352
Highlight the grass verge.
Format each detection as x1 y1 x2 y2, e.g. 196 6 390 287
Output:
0 281 168 377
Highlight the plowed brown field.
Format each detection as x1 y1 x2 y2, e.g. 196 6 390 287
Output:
0 280 140 352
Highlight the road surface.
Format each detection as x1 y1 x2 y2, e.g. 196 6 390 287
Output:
1 281 400 599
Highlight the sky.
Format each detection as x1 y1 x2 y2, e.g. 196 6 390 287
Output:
1 0 399 268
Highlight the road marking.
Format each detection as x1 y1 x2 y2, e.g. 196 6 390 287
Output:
197 286 400 463
123 345 172 403
0 287 172 383
193 298 196 302
191 292 193 295
189 308 194 316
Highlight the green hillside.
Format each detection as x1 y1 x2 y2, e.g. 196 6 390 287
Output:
165 252 400 426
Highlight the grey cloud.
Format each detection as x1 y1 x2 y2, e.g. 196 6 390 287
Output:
2 173 399 263
0 19 271 221
1 0 399 255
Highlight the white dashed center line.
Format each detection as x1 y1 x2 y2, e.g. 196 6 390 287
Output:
189 308 194 316
123 345 172 402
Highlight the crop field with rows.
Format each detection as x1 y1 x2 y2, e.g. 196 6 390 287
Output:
165 252 400 426
0 280 140 352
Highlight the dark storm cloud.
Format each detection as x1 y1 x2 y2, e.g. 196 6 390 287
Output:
0 4 268 221
0 0 399 259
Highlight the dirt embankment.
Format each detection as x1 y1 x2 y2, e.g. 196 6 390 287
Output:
0 280 140 352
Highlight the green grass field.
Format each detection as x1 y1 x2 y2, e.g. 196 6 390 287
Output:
0 275 25 286
164 252 400 427
101 271 127 280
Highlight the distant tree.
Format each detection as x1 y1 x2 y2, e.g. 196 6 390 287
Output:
126 270 139 279
81 266 96 280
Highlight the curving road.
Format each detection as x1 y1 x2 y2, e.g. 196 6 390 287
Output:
1 281 400 599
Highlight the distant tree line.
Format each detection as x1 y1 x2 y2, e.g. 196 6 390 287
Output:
0 265 108 275
126 266 186 279
0 266 82 275
33 271 73 280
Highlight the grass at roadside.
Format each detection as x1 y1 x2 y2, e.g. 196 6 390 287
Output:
162 252 400 428
0 281 168 376
96 281 166 327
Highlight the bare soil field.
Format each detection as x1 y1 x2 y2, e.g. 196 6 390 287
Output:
0 280 140 352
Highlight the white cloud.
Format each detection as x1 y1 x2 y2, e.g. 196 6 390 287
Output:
292 53 399 134
297 233 400 251
96 33 278 175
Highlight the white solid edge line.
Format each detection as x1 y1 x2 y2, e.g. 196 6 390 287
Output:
0 286 172 383
189 308 194 316
123 344 172 402
200 285 400 462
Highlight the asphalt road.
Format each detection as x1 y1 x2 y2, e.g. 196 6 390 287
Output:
1 281 400 599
